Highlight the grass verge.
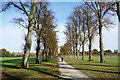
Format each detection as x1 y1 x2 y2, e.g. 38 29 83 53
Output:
64 56 119 80
1 57 60 80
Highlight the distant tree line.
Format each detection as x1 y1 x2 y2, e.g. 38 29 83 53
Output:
0 48 38 57
60 44 119 56
13 53 36 57
0 48 14 57
87 49 118 55
1 48 118 57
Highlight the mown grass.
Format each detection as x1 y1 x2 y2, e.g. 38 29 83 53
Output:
64 56 119 80
1 57 60 80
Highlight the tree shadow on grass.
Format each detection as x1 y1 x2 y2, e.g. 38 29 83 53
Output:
42 64 57 67
2 57 36 69
28 68 67 80
2 64 20 69
66 62 119 67
2 59 22 65
59 66 119 74
77 63 119 67
2 58 36 64
29 63 57 68
2 72 29 80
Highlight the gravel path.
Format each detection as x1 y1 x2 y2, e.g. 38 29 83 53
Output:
58 57 92 80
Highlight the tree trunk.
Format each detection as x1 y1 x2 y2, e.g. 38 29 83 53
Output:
77 51 79 60
70 47 72 58
36 35 40 64
99 24 105 63
71 44 74 58
73 45 75 59
48 48 50 58
43 41 46 61
22 2 36 68
116 2 120 22
70 43 72 58
45 47 48 60
82 18 85 60
89 38 92 60
99 3 105 63
42 50 45 61
52 47 54 55
79 44 81 57
82 43 84 60
22 22 33 68
76 43 79 60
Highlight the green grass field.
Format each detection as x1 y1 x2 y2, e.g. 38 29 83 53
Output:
1 55 119 80
1 57 60 80
64 56 119 79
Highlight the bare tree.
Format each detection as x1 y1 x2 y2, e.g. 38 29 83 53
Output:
83 5 98 61
81 15 87 60
33 2 48 64
65 6 88 60
67 16 78 59
64 22 73 57
2 1 36 68
85 2 115 63
38 7 56 61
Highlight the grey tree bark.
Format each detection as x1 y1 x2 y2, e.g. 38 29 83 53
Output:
99 19 105 63
82 18 86 60
22 2 36 68
99 3 105 63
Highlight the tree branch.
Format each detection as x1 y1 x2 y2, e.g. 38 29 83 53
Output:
1 2 12 12
102 3 115 17
19 1 29 16
11 2 29 16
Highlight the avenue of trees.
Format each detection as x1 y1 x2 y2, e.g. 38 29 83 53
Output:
61 2 119 63
2 1 58 68
1 1 119 68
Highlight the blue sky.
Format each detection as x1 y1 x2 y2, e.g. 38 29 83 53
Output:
0 2 118 53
